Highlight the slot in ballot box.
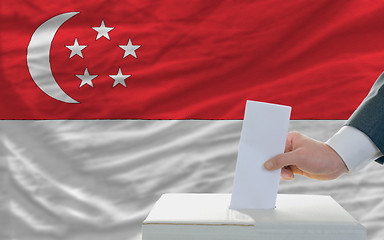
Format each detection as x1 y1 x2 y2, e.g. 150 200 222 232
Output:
142 193 366 240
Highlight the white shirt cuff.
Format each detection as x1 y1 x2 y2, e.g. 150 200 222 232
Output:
326 126 383 172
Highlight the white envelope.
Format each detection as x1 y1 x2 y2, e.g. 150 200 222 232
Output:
230 100 291 209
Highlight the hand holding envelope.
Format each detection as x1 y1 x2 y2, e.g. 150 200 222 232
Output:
264 130 349 180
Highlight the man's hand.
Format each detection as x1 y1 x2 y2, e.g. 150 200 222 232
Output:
264 131 349 180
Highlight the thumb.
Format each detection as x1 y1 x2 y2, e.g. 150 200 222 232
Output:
264 150 302 171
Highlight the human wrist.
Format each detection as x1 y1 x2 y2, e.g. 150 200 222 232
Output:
324 143 349 177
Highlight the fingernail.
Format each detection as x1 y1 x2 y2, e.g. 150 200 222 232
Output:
264 161 273 170
281 171 293 180
281 171 290 179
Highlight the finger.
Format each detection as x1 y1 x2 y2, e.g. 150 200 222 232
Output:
284 135 292 152
281 166 294 180
289 165 304 176
264 150 303 171
288 166 331 180
284 131 302 152
284 133 295 152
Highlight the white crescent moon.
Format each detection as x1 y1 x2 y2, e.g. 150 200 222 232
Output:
27 12 80 104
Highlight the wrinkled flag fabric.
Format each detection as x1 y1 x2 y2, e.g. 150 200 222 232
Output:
1 0 383 119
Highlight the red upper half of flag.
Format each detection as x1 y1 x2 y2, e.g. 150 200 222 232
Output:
1 0 384 119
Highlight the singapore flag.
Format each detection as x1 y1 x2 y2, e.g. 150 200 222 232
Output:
27 12 140 105
1 1 384 240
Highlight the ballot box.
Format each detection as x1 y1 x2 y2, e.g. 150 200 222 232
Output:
142 193 366 240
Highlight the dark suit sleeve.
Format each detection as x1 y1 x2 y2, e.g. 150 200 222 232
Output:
346 72 384 164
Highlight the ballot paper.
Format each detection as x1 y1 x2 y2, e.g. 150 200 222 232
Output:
230 100 291 209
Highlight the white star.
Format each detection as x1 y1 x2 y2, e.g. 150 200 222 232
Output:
119 38 141 58
109 67 131 87
65 38 87 58
76 68 98 88
92 20 114 40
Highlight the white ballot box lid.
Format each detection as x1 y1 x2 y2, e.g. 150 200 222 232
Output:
142 193 366 240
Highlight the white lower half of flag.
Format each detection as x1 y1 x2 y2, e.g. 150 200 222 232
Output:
1 120 383 240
